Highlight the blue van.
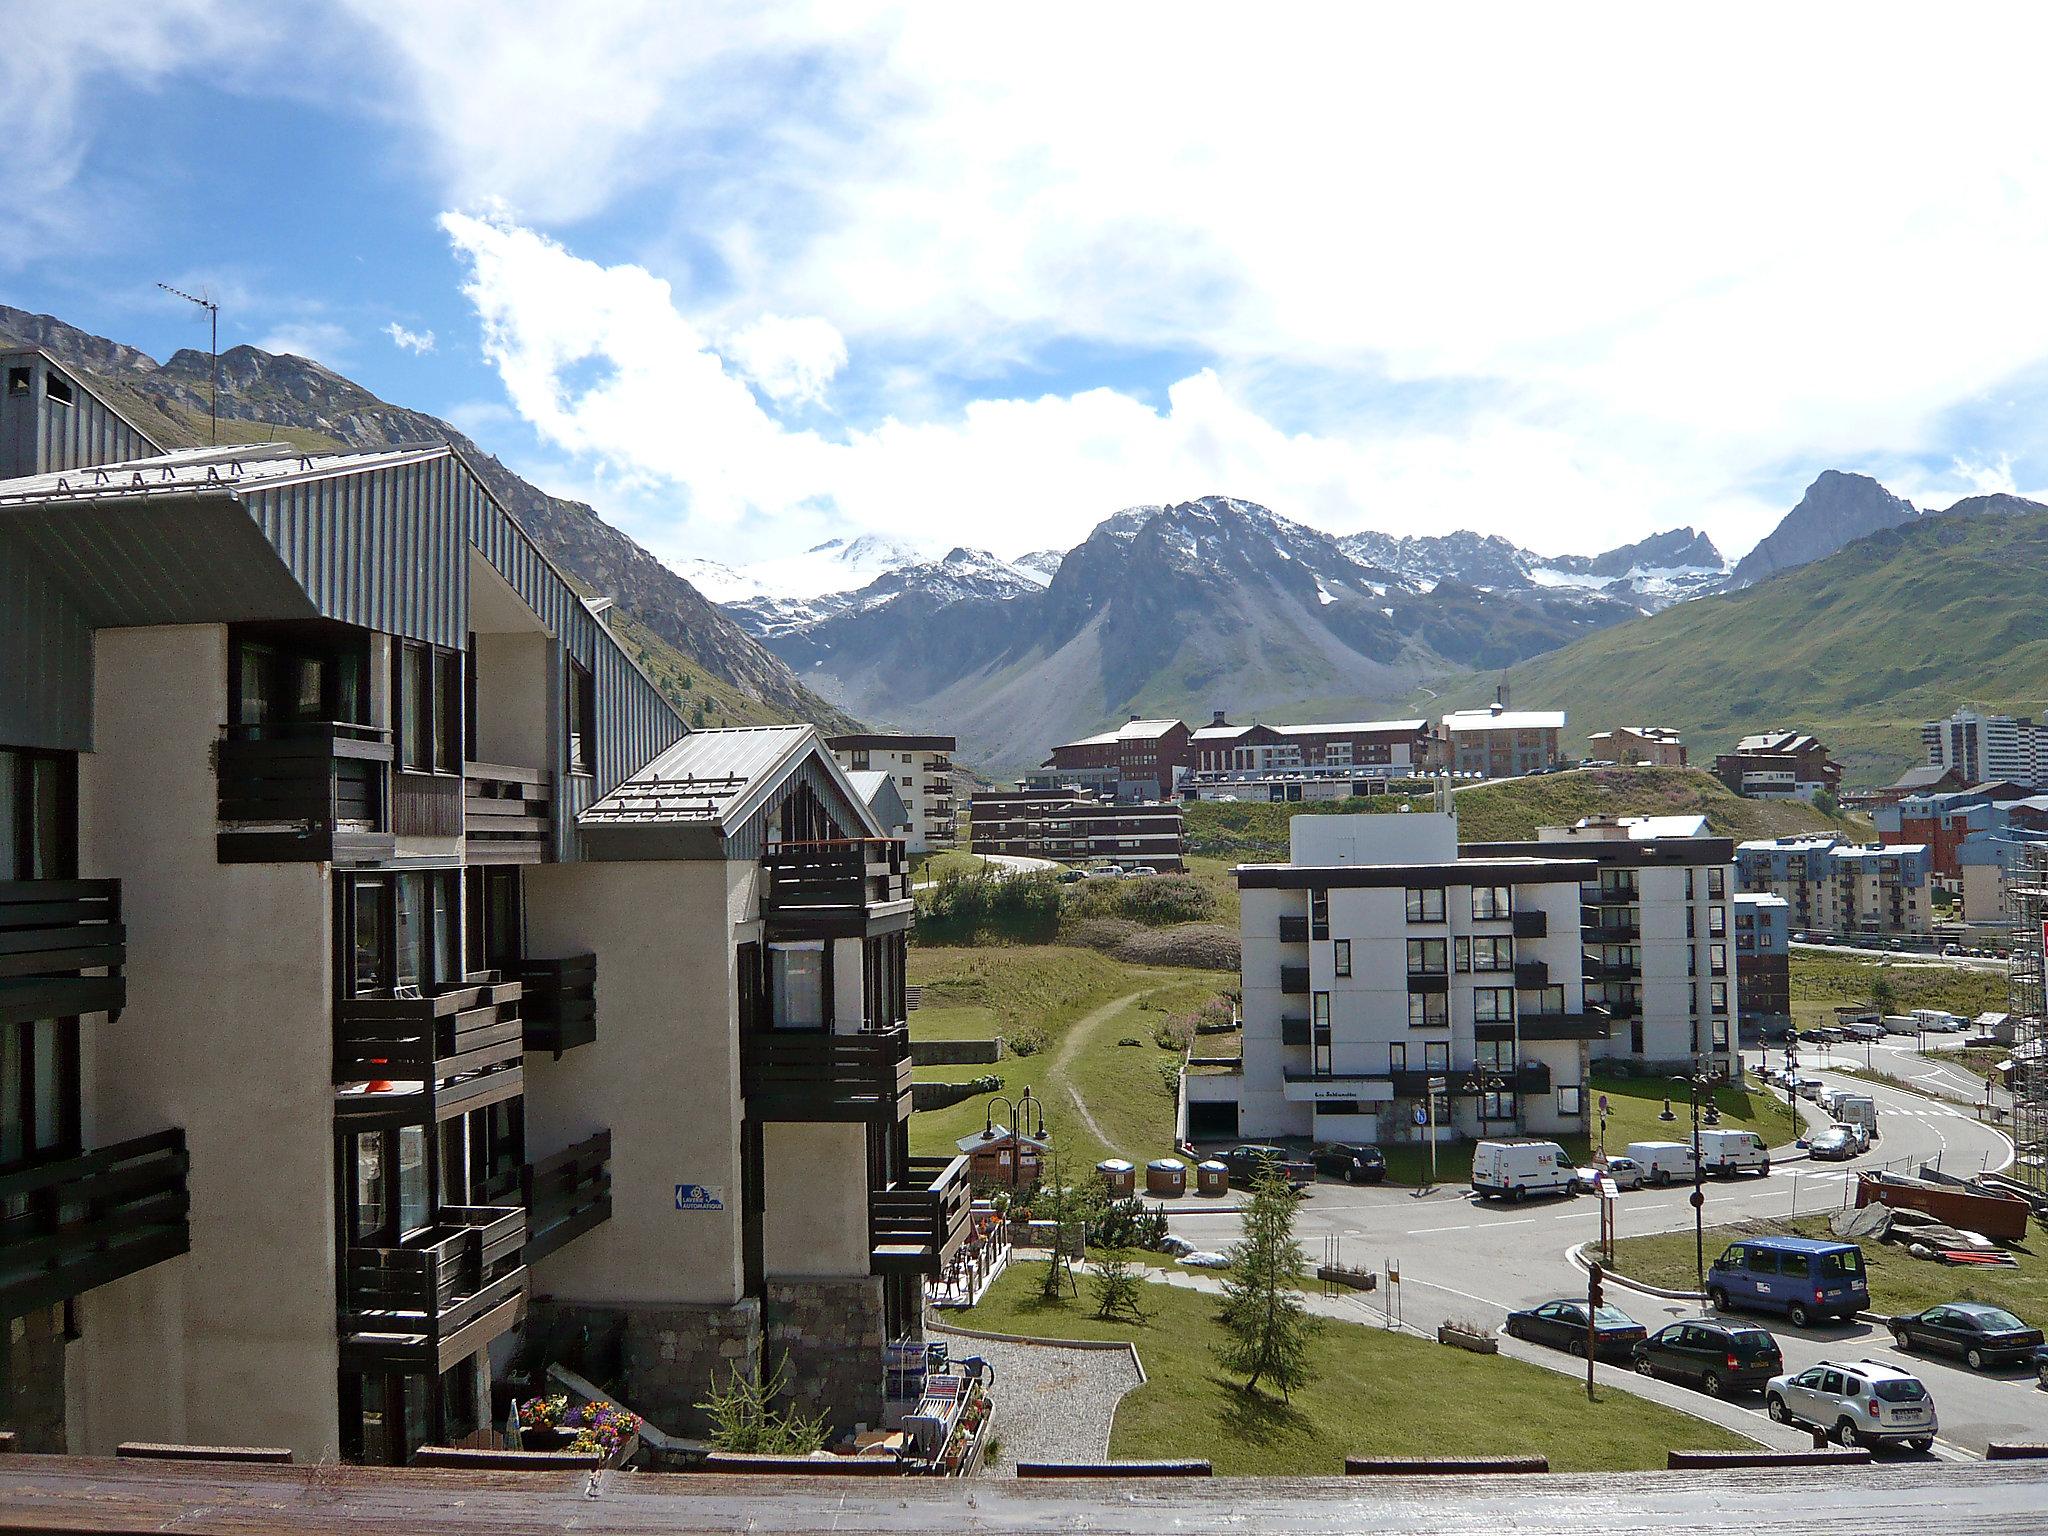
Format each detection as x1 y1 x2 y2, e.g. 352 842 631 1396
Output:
1706 1236 1869 1327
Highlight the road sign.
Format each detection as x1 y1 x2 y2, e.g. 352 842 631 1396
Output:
674 1183 724 1211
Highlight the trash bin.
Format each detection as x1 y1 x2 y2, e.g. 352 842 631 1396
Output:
1096 1158 1136 1198
1196 1159 1229 1197
1145 1157 1187 1197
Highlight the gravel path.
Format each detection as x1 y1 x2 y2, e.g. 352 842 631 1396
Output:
945 1336 1143 1475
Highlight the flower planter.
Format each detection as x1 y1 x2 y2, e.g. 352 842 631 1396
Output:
517 1428 571 1452
1437 1325 1498 1355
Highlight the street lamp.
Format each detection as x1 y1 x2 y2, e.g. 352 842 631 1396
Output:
1462 1066 1512 1149
1675 1057 1726 1296
984 1087 1047 1203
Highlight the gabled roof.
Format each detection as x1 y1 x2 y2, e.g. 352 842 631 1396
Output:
0 440 447 504
1442 707 1566 732
1891 764 1962 792
846 769 911 830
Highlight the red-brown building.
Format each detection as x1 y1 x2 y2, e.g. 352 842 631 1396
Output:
1711 731 1843 800
1185 713 1434 778
1042 717 1192 800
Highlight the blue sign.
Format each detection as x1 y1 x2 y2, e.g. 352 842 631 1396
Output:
674 1183 724 1212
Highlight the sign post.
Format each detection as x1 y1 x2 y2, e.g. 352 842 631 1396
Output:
1585 1261 1604 1402
1426 1076 1446 1193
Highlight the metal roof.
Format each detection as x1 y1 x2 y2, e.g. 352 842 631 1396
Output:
581 725 816 829
1442 707 1567 732
0 441 446 505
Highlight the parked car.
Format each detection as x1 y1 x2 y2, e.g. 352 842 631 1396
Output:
1830 1120 1871 1154
1793 1077 1826 1100
1765 1359 1936 1451
1126 866 1159 877
2035 1343 2048 1389
1503 1299 1647 1361
1888 1303 2045 1370
1572 1155 1646 1193
1839 1020 1885 1043
1798 1027 1842 1045
1708 1236 1869 1327
1698 1128 1771 1177
1310 1141 1386 1184
1834 1094 1880 1142
1632 1319 1784 1397
1808 1126 1859 1161
1219 1144 1312 1190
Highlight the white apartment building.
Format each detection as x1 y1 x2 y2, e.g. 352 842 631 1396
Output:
827 734 956 853
1232 801 1603 1146
1922 708 2048 790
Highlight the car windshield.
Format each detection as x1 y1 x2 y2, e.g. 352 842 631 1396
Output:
1593 1307 1638 1328
1818 1250 1863 1277
1969 1307 2027 1332
1871 1378 1927 1402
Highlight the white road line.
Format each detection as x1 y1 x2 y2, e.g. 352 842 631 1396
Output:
1410 1224 1472 1234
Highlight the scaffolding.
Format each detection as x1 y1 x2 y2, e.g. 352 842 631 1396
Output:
2007 844 2048 1196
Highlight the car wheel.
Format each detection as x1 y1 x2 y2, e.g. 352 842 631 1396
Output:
1766 1394 1790 1423
1890 1328 1910 1350
1701 1370 1723 1398
1907 1437 1933 1454
1343 1166 1357 1184
1967 1347 1986 1371
1835 1418 1862 1449
1567 1337 1586 1358
1634 1357 1655 1377
1653 1169 1671 1187
1511 1185 1527 1204
2037 1362 2048 1390
1708 1287 1730 1313
1789 1302 1813 1328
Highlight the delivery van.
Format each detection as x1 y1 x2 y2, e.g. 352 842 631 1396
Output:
1697 1127 1771 1177
1470 1138 1576 1202
1626 1140 1700 1186
1833 1093 1879 1142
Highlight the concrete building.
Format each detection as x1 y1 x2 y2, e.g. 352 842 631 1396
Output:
1711 731 1843 801
0 416 964 1465
1439 704 1568 779
1185 714 1434 780
1922 708 2048 790
1471 816 1738 1075
1227 798 1602 1146
1733 893 1791 1035
1041 718 1192 802
1735 835 1932 938
1845 763 1968 813
968 789 1183 871
826 734 955 853
844 769 914 845
1587 726 1687 768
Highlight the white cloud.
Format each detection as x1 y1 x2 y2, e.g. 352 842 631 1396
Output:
721 314 845 406
1950 454 2018 497
384 321 437 354
257 320 352 366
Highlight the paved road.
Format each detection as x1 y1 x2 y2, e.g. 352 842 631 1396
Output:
1170 1068 2037 1457
1789 939 2006 973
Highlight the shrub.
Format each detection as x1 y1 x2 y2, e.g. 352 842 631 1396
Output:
915 870 1064 944
1152 1015 1195 1052
1067 873 1217 927
1088 1195 1170 1250
1066 917 1144 953
1113 924 1241 970
1009 1025 1048 1057
1191 998 1237 1034
697 1354 828 1454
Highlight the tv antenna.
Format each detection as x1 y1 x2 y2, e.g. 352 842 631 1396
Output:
156 282 220 445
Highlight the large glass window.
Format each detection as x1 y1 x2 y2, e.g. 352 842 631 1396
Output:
344 871 460 997
1408 991 1447 1028
0 749 76 880
230 625 370 734
1405 887 1445 923
394 642 462 774
567 658 596 777
1471 937 1514 972
1471 885 1513 920
1406 938 1446 975
1333 939 1351 977
1474 987 1515 1023
769 942 828 1029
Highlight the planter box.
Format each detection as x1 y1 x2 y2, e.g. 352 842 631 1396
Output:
1437 1326 1498 1355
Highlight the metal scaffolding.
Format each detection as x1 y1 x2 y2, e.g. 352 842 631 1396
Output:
2007 844 2048 1195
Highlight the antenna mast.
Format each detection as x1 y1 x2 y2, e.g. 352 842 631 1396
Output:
156 282 220 445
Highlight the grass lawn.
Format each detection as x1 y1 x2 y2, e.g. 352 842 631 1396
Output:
959 1262 1748 1473
1610 1214 2048 1323
914 849 989 882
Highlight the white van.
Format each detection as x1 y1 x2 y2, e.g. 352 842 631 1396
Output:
1881 1015 1919 1036
1626 1140 1701 1186
1470 1139 1576 1202
1834 1093 1880 1142
1697 1127 1771 1177
1911 1009 1962 1034
1839 1020 1886 1043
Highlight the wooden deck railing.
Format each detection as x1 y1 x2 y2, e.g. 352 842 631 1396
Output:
465 763 551 865
0 1127 189 1318
0 878 125 1026
339 1205 526 1373
334 978 524 1122
215 721 393 863
742 1025 913 1122
519 954 596 1056
870 1154 972 1277
761 839 911 914
521 1131 612 1265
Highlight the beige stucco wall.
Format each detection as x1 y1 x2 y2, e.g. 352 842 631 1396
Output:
71 624 341 1459
472 630 551 772
761 1122 870 1278
523 859 747 1304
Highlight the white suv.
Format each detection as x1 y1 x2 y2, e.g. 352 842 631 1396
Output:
1765 1358 1936 1451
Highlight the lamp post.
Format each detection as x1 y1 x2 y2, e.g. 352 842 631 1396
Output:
1675 1057 1726 1295
1461 1066 1512 1149
984 1087 1046 1204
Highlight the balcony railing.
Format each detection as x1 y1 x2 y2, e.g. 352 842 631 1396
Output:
339 1205 526 1373
1278 915 1309 943
1280 965 1310 995
521 1131 612 1266
1581 914 1641 943
760 840 912 935
0 879 125 1027
215 721 393 864
465 763 552 865
870 1154 973 1277
1512 909 1548 939
742 1025 912 1122
1517 1008 1614 1042
1280 1016 1310 1046
0 1128 189 1318
334 978 524 1124
1514 960 1550 990
520 953 596 1056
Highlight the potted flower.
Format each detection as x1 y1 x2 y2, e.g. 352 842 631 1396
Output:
1436 1317 1498 1355
562 1399 641 1465
516 1393 572 1451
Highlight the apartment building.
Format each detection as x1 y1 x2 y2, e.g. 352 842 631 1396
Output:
1732 893 1791 1034
1185 713 1434 780
826 733 955 852
1735 835 1932 938
1922 708 2048 790
1587 725 1686 767
1711 731 1842 801
1471 816 1738 1074
1846 763 1968 813
968 790 1184 871
1041 718 1192 801
1439 704 1568 778
0 363 965 1464
1958 821 2048 925
1230 801 1602 1145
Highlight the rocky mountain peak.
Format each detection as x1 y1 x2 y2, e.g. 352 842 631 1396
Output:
1729 470 1917 588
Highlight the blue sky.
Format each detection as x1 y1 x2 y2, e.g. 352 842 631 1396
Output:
11 2 2048 582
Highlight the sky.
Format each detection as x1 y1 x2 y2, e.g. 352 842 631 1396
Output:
9 1 2048 581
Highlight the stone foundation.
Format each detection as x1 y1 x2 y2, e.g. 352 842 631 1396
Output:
2 1306 68 1452
764 1277 887 1435
526 1297 761 1438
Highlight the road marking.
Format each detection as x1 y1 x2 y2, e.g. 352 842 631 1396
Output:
1488 1218 1536 1228
1410 1223 1472 1234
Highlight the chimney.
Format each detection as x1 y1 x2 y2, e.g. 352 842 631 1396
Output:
1129 713 1141 723
1495 681 1511 710
1211 710 1229 727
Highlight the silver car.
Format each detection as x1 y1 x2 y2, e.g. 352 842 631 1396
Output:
1766 1358 1936 1451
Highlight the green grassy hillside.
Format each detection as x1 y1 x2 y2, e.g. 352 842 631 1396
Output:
1435 508 2048 784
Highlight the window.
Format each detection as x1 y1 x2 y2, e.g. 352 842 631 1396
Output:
1405 887 1444 923
0 748 76 881
1310 888 1330 939
1710 944 1727 974
769 941 828 1029
1333 939 1351 977
1708 904 1726 936
1684 868 1696 899
1478 1091 1513 1120
43 371 72 406
1408 992 1447 1029
1454 937 1470 972
1389 1043 1407 1073
1557 1085 1584 1116
567 657 596 776
464 866 523 976
1710 981 1729 1014
1534 984 1566 1015
1473 987 1514 1023
1708 867 1727 899
231 626 371 735
392 641 461 773
1471 885 1513 920
1312 993 1332 1075
1476 1038 1515 1072
341 870 461 998
1 1016 81 1172
343 1124 432 1247
1406 938 1446 975
1471 936 1514 972
1423 1040 1448 1072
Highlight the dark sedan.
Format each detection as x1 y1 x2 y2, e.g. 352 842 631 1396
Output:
1807 1126 1859 1161
2035 1344 2048 1389
1310 1141 1386 1184
1889 1303 2045 1370
1631 1319 1783 1397
1503 1300 1647 1361
1220 1144 1313 1191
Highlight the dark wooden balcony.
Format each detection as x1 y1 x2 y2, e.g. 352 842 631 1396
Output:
1280 1015 1310 1046
521 1131 612 1266
742 1025 912 1122
0 1128 189 1318
1514 959 1550 990
1581 913 1640 943
393 771 464 839
1518 1007 1614 1042
465 763 552 865
760 839 912 937
1512 909 1548 939
215 721 393 864
1582 955 1640 982
520 954 596 1056
0 879 125 1027
339 1205 526 1374
1277 915 1309 943
1279 964 1310 994
870 1154 972 1278
334 978 524 1126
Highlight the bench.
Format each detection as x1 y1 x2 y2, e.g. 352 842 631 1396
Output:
116 1442 294 1465
1346 1456 1548 1475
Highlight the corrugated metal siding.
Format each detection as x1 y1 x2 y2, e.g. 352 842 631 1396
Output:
725 754 872 861
0 353 161 480
0 536 93 751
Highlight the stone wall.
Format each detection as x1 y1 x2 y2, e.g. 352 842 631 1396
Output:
526 1297 761 1438
764 1278 887 1434
910 1039 1003 1066
3 1307 68 1451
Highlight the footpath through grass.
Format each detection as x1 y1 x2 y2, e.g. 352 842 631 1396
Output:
958 1262 1747 1473
1610 1214 2048 1322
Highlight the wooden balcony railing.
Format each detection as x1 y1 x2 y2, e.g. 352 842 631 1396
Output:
1512 909 1548 939
521 1131 613 1266
742 1025 912 1122
1279 965 1310 995
870 1154 972 1278
0 879 125 1027
464 763 552 865
1514 960 1550 990
215 722 393 864
0 1128 189 1319
760 839 911 936
520 954 596 1056
334 978 524 1124
1277 915 1309 943
339 1205 526 1373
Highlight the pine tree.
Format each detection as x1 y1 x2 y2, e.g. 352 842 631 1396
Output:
1091 1246 1148 1323
1214 1168 1320 1398
1035 1145 1081 1301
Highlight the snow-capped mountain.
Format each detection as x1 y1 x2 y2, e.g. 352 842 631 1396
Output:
724 546 1054 638
1339 525 1728 613
677 533 928 606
